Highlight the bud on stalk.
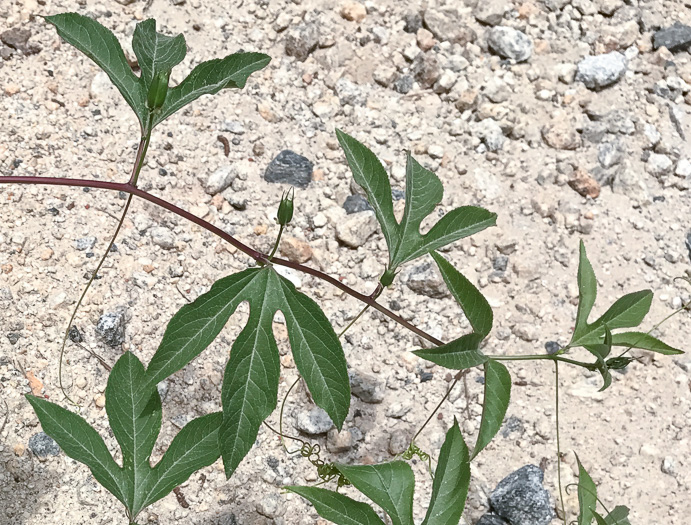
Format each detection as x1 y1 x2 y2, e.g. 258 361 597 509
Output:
276 188 294 226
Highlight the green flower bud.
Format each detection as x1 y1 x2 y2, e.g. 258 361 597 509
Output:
379 267 397 287
276 188 294 226
147 70 170 111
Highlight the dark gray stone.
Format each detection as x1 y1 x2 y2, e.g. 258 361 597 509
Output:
75 237 97 251
493 255 509 272
500 416 525 437
406 262 450 299
68 326 83 343
394 74 414 94
581 122 609 143
544 341 561 354
0 28 31 51
489 465 554 525
487 26 533 62
403 13 423 33
653 23 691 52
349 369 385 403
343 194 372 214
264 150 313 188
28 432 60 457
7 332 20 345
686 231 691 262
285 24 319 61
295 407 334 435
96 311 127 347
477 514 510 525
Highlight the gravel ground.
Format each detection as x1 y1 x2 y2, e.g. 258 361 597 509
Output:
1 0 690 524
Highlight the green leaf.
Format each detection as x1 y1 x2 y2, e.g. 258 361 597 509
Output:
145 267 349 478
106 352 162 515
414 333 487 370
219 271 280 478
44 13 147 127
574 240 597 338
422 420 470 525
401 205 497 268
141 412 222 509
602 506 631 525
336 462 415 525
594 290 653 331
585 326 613 391
472 360 511 459
152 52 271 127
335 128 399 251
576 455 598 525
286 486 386 525
336 130 496 271
26 395 128 506
431 251 492 337
594 512 608 525
611 332 683 355
570 290 654 347
132 19 186 86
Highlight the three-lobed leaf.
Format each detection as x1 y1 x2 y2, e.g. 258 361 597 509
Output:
414 332 487 370
336 462 415 525
144 266 349 478
472 360 511 459
46 13 270 131
336 130 496 272
27 360 223 521
44 13 147 127
286 486 386 525
422 420 471 525
570 242 654 349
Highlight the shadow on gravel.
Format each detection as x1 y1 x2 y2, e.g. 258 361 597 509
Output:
0 450 56 524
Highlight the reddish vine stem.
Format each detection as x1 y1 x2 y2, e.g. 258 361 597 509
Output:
0 175 445 347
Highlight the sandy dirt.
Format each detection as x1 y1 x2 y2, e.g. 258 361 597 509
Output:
1 0 690 524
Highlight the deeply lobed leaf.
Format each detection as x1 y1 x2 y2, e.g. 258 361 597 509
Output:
336 130 496 273
144 266 349 478
28 355 223 520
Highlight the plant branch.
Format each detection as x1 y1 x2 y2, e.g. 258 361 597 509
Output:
0 175 444 347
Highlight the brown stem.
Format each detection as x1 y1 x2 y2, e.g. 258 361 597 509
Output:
0 175 444 347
